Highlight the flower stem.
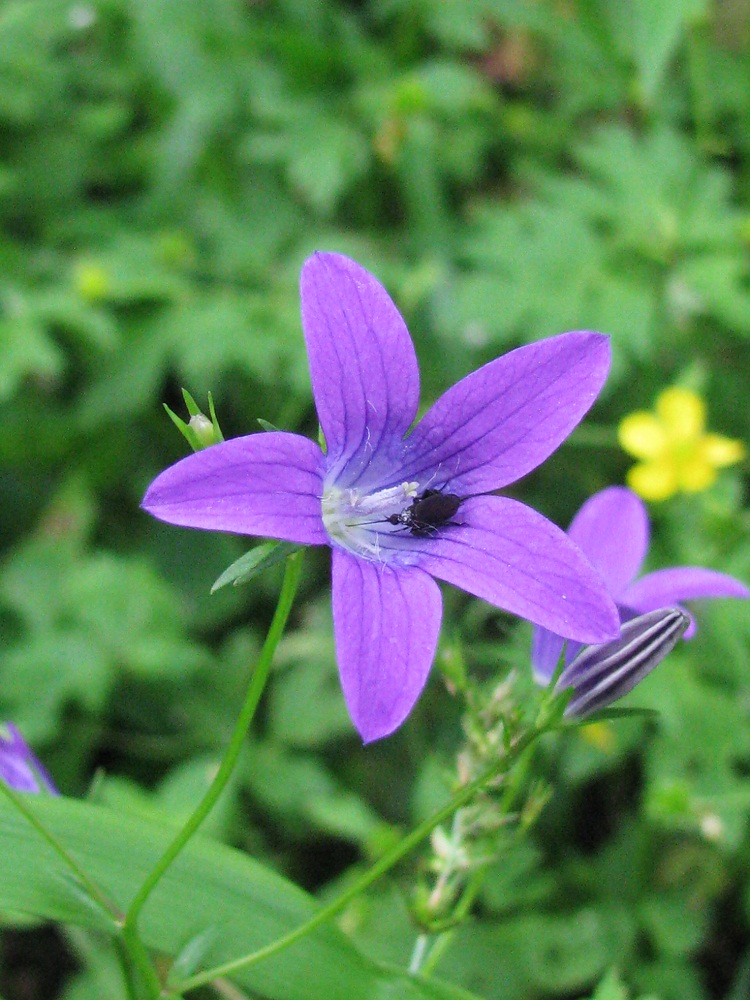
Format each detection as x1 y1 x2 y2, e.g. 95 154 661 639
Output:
165 726 543 997
116 931 164 1000
123 550 305 937
409 736 539 976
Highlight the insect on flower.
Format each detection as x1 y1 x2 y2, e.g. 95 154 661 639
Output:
143 253 621 742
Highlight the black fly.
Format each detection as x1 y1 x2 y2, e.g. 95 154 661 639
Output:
384 488 464 537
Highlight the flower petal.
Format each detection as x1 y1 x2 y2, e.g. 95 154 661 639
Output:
623 567 750 616
141 432 328 545
618 412 668 460
676 457 717 493
390 331 610 494
300 252 420 487
567 487 649 600
331 550 442 743
626 460 678 501
701 433 746 468
531 626 566 684
656 386 705 440
411 496 620 643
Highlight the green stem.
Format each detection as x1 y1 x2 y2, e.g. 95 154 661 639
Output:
417 869 485 977
120 923 166 999
166 726 543 997
115 932 164 1000
124 550 304 935
411 738 540 976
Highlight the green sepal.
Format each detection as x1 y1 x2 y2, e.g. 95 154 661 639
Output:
257 418 281 432
565 706 661 725
164 389 224 452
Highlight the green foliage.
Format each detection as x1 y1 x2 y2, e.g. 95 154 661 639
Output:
1 0 750 998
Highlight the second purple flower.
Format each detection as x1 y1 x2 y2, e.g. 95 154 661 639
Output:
143 253 619 742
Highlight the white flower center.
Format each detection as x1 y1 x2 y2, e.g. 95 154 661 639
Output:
322 480 420 559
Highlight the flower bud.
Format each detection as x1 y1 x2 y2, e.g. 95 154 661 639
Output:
558 607 689 718
0 724 58 794
188 413 218 449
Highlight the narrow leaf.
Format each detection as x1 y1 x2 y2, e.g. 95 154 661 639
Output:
211 542 300 593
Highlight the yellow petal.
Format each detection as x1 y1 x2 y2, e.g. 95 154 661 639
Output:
656 387 705 441
618 413 668 460
626 460 678 501
701 433 746 469
677 457 717 493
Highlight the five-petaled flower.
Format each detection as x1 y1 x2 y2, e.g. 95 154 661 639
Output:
532 486 749 703
142 253 620 742
0 723 58 795
619 386 745 501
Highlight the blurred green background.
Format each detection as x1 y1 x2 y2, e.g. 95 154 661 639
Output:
2 1 750 998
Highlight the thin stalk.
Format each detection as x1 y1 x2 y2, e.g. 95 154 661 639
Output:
124 550 304 934
115 932 163 1000
166 727 543 997
416 869 485 977
409 738 540 976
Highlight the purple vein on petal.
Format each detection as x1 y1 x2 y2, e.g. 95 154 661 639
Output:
567 486 649 600
388 332 610 494
300 253 420 485
141 432 328 544
410 496 619 643
331 549 441 743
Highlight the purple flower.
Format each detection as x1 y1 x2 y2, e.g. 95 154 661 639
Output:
143 252 619 742
0 723 58 794
532 486 750 688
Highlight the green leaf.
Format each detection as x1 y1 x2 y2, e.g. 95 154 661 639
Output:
571 707 661 724
605 0 707 101
0 795 481 1000
211 542 301 593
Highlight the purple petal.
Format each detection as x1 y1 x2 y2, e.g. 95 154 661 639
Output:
390 332 610 494
567 487 649 600
0 724 57 794
623 567 749 638
300 253 420 486
410 496 620 643
0 754 41 793
331 549 442 743
141 432 328 545
531 626 566 684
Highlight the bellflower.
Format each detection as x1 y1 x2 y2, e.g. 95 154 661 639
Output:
143 252 619 742
533 486 750 692
0 723 58 794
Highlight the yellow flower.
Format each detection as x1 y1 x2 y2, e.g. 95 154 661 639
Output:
618 387 745 501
